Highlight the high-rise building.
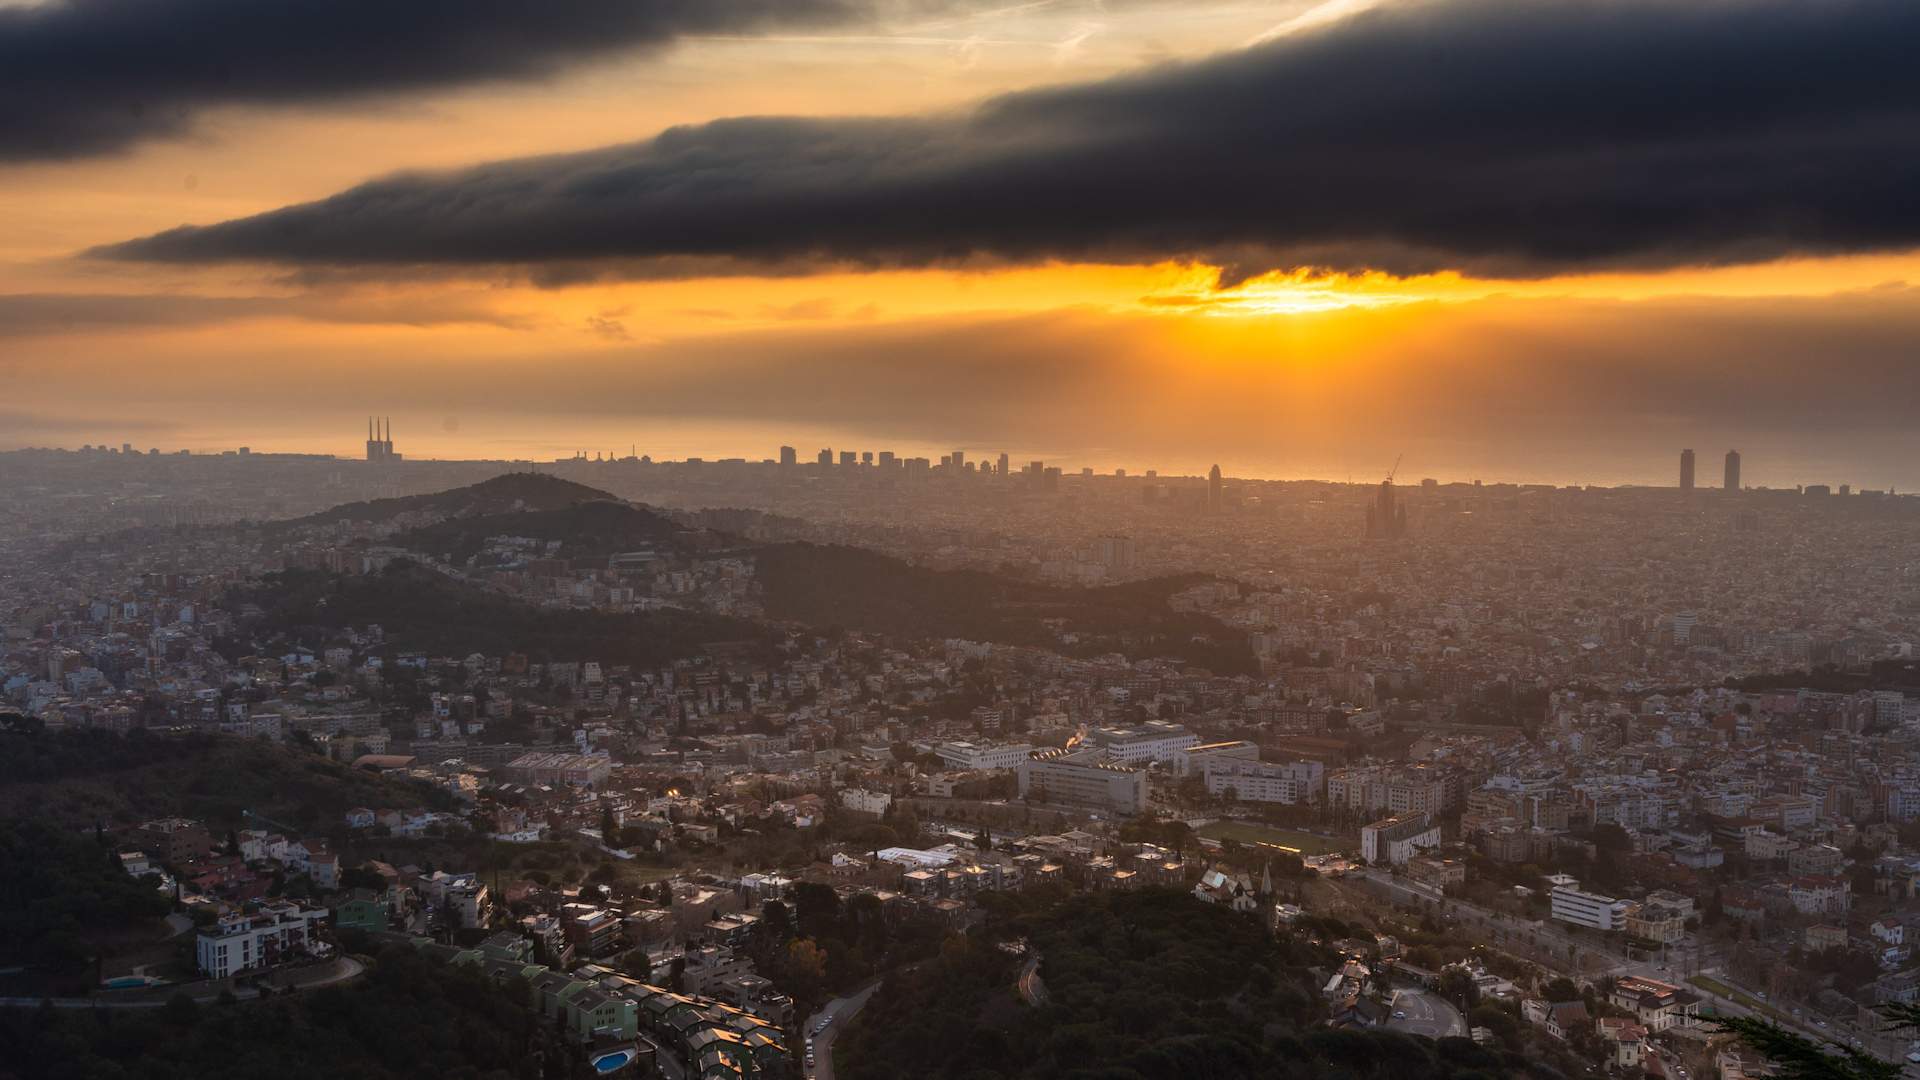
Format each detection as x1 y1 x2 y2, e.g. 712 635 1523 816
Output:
1724 449 1741 492
952 450 966 472
779 445 797 467
816 448 832 467
1364 479 1407 539
1207 464 1223 514
1679 449 1695 496
997 452 1010 477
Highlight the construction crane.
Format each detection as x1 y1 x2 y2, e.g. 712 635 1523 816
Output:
1385 453 1403 485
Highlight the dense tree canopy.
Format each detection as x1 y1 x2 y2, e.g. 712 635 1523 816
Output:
838 889 1563 1080
0 945 585 1080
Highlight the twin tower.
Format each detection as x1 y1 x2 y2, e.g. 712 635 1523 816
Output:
365 418 401 464
1679 448 1738 495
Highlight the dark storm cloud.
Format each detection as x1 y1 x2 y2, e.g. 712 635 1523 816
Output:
0 0 880 161
0 292 525 336
100 0 1920 278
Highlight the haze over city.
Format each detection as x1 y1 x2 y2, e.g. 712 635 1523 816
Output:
6 2 1920 1080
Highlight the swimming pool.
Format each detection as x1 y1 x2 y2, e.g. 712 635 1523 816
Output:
590 1049 636 1074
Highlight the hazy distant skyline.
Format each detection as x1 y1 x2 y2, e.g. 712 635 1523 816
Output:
5 0 1920 486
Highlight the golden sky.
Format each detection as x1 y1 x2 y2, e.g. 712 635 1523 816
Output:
5 0 1920 488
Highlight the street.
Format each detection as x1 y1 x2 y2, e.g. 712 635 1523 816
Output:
1017 954 1049 1006
1385 989 1465 1039
804 980 880 1080
0 956 365 1009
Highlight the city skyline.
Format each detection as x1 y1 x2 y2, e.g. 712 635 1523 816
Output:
18 426 1894 496
5 0 1920 488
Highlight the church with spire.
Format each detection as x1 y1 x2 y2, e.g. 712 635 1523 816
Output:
364 417 401 463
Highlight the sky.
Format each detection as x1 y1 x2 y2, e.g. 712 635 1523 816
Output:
4 0 1919 488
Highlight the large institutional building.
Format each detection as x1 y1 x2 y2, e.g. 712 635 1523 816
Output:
1017 749 1148 814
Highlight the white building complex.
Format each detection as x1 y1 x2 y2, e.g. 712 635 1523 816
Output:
1174 740 1261 777
1202 758 1324 804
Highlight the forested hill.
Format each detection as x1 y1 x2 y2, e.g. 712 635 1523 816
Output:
234 561 772 667
838 888 1576 1080
269 472 618 532
389 498 710 566
755 543 1259 675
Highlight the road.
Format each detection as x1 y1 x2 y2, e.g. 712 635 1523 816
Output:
0 956 365 1009
1385 989 1465 1039
805 980 880 1080
1017 954 1050 1006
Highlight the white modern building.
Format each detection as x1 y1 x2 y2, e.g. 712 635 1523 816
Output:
838 788 893 815
195 903 328 978
1203 758 1325 805
1548 875 1633 931
934 740 1035 771
1360 813 1441 866
1087 722 1199 765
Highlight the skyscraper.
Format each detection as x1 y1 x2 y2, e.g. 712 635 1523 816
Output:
1207 464 1223 513
1679 448 1695 497
1724 449 1741 492
779 445 797 467
1364 479 1407 539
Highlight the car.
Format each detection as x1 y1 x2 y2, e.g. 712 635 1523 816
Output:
1393 1011 1407 1019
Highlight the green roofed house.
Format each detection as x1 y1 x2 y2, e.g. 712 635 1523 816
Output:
570 986 640 1042
332 891 390 932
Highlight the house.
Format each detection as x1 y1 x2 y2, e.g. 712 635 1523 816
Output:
1192 867 1259 913
1523 998 1592 1041
1407 856 1466 891
1872 918 1905 947
138 817 214 864
569 987 640 1042
332 891 391 932
345 807 377 830
1805 924 1849 952
1328 992 1388 1030
1597 1017 1650 1068
1610 975 1701 1031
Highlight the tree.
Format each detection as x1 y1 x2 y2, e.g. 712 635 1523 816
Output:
162 992 200 1028
1436 967 1481 1011
761 900 792 941
600 805 622 849
1717 1002 1920 1080
785 939 828 1005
